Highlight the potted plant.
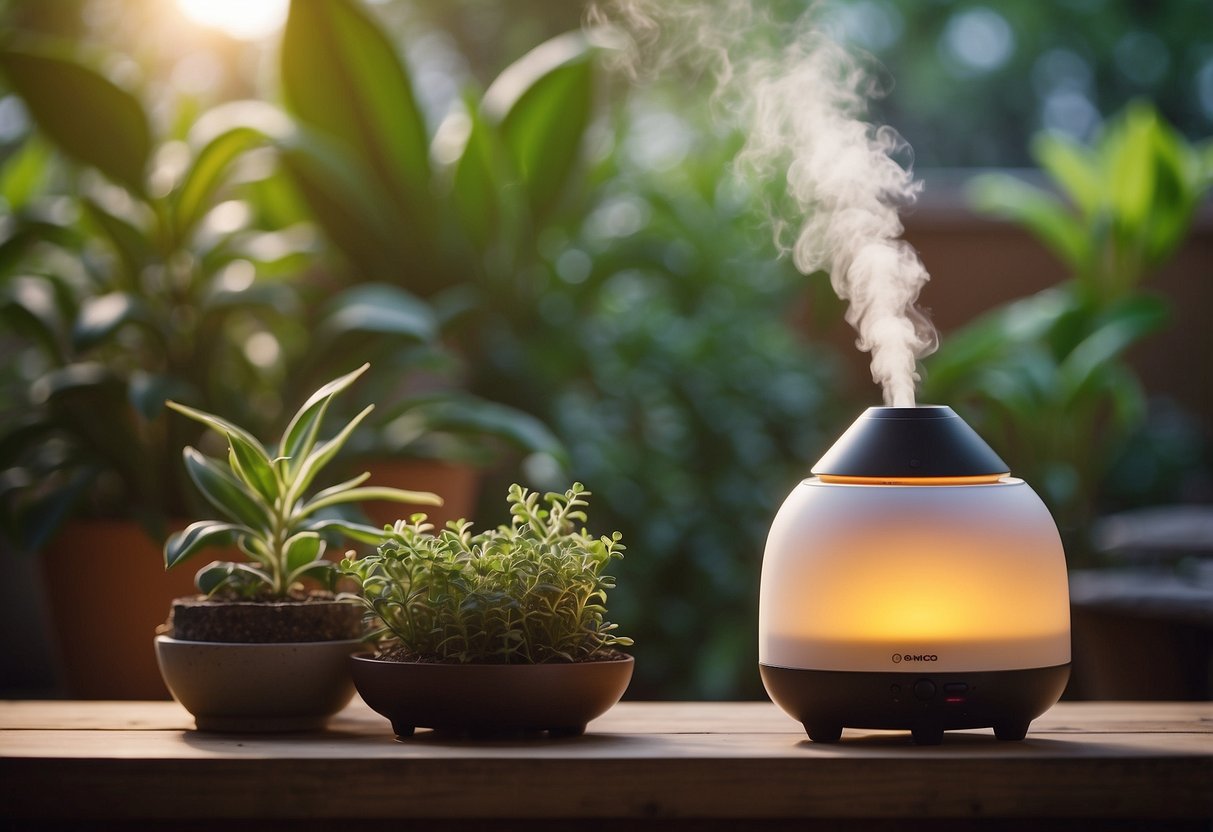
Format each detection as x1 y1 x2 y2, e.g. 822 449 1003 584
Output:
154 363 441 732
341 482 634 738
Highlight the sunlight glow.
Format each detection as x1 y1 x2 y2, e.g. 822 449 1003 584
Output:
176 0 288 40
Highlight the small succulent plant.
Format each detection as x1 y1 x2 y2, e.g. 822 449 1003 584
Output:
164 364 441 599
341 483 632 663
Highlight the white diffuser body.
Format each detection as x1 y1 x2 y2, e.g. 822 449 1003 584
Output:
758 406 1071 744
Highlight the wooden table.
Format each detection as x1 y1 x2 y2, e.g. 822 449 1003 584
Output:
2 700 1210 830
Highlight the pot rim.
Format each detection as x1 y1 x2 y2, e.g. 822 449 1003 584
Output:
156 635 366 648
350 652 634 667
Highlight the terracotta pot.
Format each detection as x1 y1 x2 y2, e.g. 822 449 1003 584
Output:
40 520 199 699
155 636 360 732
350 654 634 738
360 459 479 530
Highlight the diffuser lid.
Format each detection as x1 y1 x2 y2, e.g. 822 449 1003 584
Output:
811 405 1009 479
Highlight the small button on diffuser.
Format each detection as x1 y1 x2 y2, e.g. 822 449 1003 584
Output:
913 679 936 701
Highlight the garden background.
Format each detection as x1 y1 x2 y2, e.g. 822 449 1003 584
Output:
1 0 1210 701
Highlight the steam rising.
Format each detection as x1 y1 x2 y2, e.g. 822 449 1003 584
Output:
590 1 937 406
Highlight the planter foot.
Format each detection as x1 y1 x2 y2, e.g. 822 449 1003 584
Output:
391 721 416 739
804 723 842 743
911 726 944 746
994 720 1029 741
549 724 586 738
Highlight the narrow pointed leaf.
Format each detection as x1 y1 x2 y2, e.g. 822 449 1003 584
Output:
182 446 270 529
284 403 374 505
196 561 273 596
301 486 443 518
287 558 336 586
308 471 371 504
167 400 272 462
164 520 247 569
280 363 369 475
303 517 390 545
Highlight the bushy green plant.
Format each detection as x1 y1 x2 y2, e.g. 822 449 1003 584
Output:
925 103 1213 542
341 483 631 663
165 364 440 599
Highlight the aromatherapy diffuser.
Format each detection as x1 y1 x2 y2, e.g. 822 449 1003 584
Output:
759 406 1070 745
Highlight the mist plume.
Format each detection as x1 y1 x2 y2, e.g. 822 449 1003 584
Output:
589 0 938 406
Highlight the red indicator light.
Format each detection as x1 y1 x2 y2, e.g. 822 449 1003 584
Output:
945 696 965 704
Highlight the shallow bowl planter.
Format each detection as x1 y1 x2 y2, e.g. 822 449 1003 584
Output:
350 653 634 738
155 636 361 732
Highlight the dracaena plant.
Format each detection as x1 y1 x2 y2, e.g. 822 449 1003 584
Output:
165 363 441 599
341 483 632 663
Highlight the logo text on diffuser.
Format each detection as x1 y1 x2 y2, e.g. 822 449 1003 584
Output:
892 654 938 663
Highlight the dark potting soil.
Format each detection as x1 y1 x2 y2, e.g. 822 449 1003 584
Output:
165 592 363 643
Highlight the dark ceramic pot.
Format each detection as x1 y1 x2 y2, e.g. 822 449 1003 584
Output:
350 653 634 738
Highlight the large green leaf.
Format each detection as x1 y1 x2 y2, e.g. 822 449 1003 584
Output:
484 31 595 217
0 47 150 194
1 276 66 363
80 198 149 284
279 363 369 477
1104 104 1157 232
390 394 566 458
1059 294 1169 402
34 365 152 505
276 149 400 278
164 520 247 569
281 0 431 220
318 284 437 344
187 100 402 276
1032 133 1101 218
181 446 271 530
72 292 151 352
0 137 52 210
173 125 268 242
967 174 1087 272
127 371 192 422
452 102 508 251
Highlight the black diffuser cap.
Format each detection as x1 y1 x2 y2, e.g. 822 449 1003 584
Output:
811 405 1009 479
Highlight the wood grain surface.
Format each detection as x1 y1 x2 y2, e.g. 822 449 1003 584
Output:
1 700 1210 826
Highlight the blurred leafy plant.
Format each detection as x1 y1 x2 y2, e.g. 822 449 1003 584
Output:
340 482 631 663
926 103 1213 541
276 0 595 347
465 88 846 698
0 44 314 551
166 364 441 599
0 35 559 553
